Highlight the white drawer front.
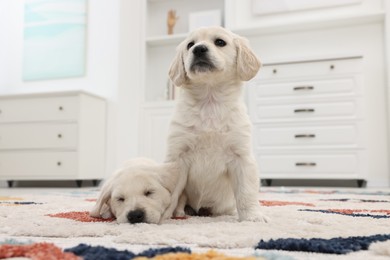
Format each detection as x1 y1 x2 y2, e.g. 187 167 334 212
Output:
258 58 362 80
0 123 78 150
254 100 363 122
258 153 359 174
0 151 78 178
251 78 360 99
256 124 363 148
0 96 79 123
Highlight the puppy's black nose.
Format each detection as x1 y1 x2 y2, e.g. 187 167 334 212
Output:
193 45 208 57
127 209 145 224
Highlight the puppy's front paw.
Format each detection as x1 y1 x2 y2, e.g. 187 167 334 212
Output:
173 209 186 218
239 210 269 223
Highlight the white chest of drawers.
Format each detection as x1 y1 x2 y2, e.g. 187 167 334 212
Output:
0 91 106 187
247 56 368 186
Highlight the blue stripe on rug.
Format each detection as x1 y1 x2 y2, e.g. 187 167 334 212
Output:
0 202 43 205
299 209 390 219
65 243 191 260
255 234 390 254
320 199 390 203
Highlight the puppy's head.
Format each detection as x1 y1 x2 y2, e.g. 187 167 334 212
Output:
90 158 179 224
169 26 260 86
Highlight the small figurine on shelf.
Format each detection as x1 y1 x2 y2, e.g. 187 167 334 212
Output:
167 9 179 35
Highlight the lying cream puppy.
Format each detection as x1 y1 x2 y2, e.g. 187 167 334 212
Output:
166 26 268 222
90 158 180 224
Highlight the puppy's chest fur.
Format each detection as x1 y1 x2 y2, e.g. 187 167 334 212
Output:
178 93 243 213
192 95 232 144
178 89 247 156
199 97 227 130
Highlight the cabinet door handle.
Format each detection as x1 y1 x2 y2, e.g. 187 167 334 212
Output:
295 134 316 139
57 161 62 166
58 134 62 138
294 108 315 113
296 162 317 167
293 86 314 91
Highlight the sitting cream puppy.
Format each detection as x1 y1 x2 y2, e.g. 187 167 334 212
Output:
166 26 267 222
90 158 180 224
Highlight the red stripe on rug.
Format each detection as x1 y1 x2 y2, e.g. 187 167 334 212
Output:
46 211 115 222
260 200 315 207
0 242 79 260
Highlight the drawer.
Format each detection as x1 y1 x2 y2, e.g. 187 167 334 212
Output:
0 123 78 150
257 153 360 174
0 151 78 178
255 124 364 148
0 96 79 123
250 77 361 99
258 58 362 80
253 99 363 122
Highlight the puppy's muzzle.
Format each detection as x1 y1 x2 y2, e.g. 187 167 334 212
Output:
193 45 208 58
127 209 145 224
190 44 215 73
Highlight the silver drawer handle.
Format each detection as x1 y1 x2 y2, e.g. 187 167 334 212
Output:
293 86 314 91
296 162 317 167
295 134 316 138
58 134 62 138
57 161 62 166
294 108 315 113
59 106 64 111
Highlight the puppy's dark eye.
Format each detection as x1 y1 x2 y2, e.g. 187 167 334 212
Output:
117 197 124 202
215 39 226 47
144 190 153 197
187 41 195 50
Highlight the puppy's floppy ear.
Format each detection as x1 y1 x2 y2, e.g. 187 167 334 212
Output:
234 36 261 81
90 176 114 219
169 43 188 87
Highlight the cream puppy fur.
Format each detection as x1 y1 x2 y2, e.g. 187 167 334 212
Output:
166 26 267 222
90 158 180 224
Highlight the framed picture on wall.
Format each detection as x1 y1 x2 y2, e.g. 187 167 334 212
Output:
23 0 87 81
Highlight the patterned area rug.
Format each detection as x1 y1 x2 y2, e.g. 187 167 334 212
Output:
0 187 390 259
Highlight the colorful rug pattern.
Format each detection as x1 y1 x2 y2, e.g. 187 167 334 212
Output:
0 187 389 259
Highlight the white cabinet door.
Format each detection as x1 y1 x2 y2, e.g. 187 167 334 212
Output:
0 123 78 150
258 153 360 175
141 103 175 162
0 151 78 178
255 123 365 148
0 96 79 123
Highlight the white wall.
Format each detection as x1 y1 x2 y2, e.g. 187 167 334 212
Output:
0 0 143 181
108 0 143 172
0 0 120 99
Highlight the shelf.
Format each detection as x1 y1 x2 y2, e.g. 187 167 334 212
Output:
145 12 385 46
146 33 187 47
232 11 385 37
261 53 363 66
